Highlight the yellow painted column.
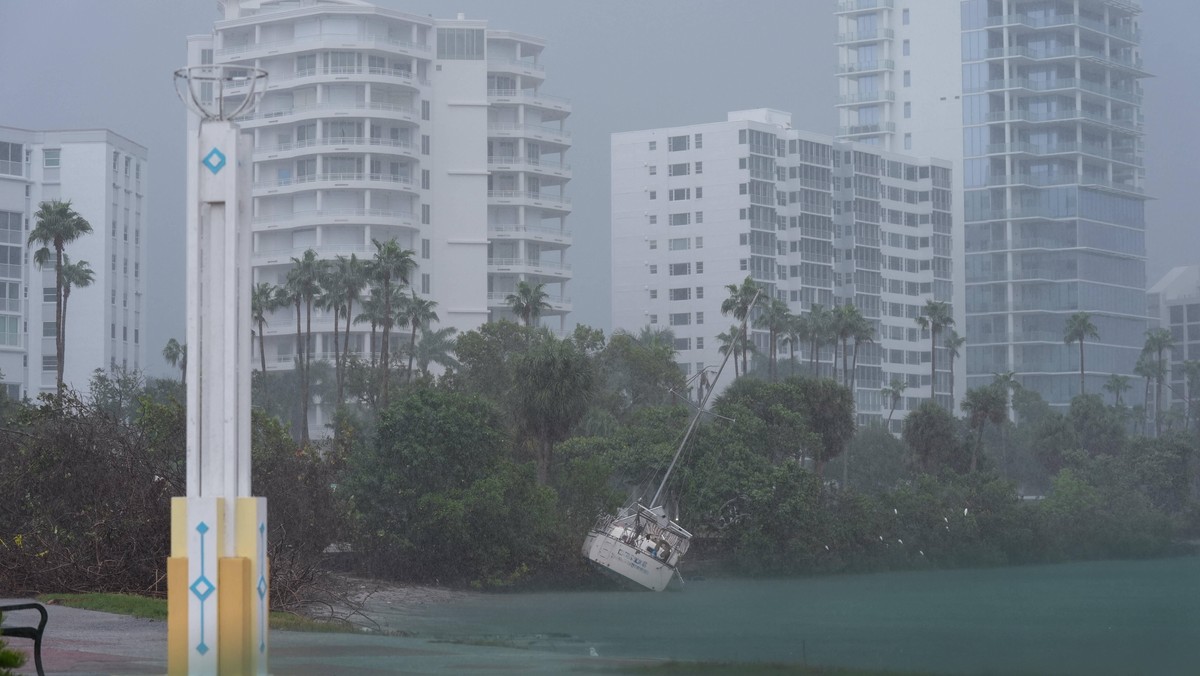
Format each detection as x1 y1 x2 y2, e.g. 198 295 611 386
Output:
218 557 252 675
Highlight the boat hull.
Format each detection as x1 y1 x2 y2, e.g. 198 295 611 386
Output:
582 528 677 592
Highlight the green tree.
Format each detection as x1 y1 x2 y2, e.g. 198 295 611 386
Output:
993 370 1021 422
1103 373 1131 407
1143 328 1175 437
413 326 459 379
285 249 326 443
505 280 550 327
58 254 94 381
944 328 966 407
397 291 439 383
1134 352 1160 436
716 325 748 377
1069 394 1126 457
28 199 92 395
803 304 835 378
597 328 685 418
0 611 27 673
960 384 1008 473
251 282 278 379
512 336 595 484
1063 311 1100 396
903 399 967 474
721 276 759 376
369 238 416 409
781 312 804 377
162 338 186 384
332 254 368 404
915 300 954 405
754 297 791 381
848 307 874 394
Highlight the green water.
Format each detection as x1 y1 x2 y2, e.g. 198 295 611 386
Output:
370 556 1200 675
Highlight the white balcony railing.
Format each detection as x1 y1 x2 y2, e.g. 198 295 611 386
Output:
487 190 571 208
255 137 415 155
253 173 416 190
252 208 414 225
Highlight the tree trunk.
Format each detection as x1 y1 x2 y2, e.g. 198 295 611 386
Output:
294 296 305 442
949 356 956 410
61 285 70 381
741 319 749 376
340 295 354 406
55 243 64 396
768 330 777 381
841 337 849 389
258 319 267 379
790 342 797 377
851 341 860 394
930 330 938 404
380 280 392 409
301 296 313 444
536 439 552 485
407 324 418 383
1078 339 1085 396
330 305 341 407
972 426 983 473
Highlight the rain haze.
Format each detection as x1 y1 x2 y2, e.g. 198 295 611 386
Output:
2 0 1197 374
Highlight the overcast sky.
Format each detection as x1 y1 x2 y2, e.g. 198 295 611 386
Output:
1 0 1195 376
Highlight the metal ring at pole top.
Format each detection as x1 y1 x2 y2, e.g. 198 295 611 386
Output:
173 65 268 121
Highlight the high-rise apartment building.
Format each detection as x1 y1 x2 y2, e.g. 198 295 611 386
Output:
189 0 571 435
836 0 1150 410
613 109 954 427
0 126 149 400
1147 266 1200 417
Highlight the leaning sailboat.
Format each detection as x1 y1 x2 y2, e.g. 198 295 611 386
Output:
582 292 759 591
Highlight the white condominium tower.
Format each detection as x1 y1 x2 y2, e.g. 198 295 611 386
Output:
0 126 149 399
613 110 954 428
836 0 1150 410
188 0 571 429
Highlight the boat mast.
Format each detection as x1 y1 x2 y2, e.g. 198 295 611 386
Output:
649 290 761 509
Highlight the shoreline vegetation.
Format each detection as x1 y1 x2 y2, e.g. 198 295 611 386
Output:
2 321 1199 619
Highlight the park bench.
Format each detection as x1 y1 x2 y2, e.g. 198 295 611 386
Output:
0 602 47 676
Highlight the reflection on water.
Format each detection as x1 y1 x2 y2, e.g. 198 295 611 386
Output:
365 556 1200 675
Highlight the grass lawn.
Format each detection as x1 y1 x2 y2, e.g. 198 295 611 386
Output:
36 593 359 633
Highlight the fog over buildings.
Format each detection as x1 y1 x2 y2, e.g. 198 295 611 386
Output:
0 0 1197 384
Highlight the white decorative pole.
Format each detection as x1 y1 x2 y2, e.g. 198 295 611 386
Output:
168 65 269 676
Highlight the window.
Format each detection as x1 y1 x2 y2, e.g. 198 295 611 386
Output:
421 169 430 189
902 8 910 24
669 188 690 201
669 313 691 326
421 135 430 155
649 314 658 324
43 287 55 302
649 265 658 274
904 102 912 118
739 129 747 144
112 254 116 271
902 40 910 56
42 355 56 371
673 338 691 351
696 287 704 299
695 161 703 174
695 187 703 199
648 141 656 151
649 289 658 299
904 133 913 150
421 273 430 294
649 191 657 200
43 149 60 168
669 262 691 276
669 238 690 251
436 27 484 59
669 213 691 226
668 135 689 151
740 233 749 245
740 259 748 271
421 238 431 259
648 215 657 224
669 163 690 177
649 240 658 250
740 183 748 195
42 321 56 337
669 288 691 301
648 165 657 175
695 261 704 274
111 323 116 339
111 289 116 304
696 337 704 349
695 212 703 223
134 329 139 344
695 237 703 248
696 311 705 324
694 133 703 149
903 70 911 87
422 204 431 224
201 48 214 65
421 100 430 120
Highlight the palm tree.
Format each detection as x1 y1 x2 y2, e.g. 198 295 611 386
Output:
716 326 742 377
28 199 92 394
316 265 345 399
59 254 94 380
848 310 874 395
1134 352 1158 435
506 280 551 327
804 304 833 377
881 377 907 424
960 384 1008 473
162 338 187 384
944 329 966 408
915 300 954 405
1182 361 1200 432
251 282 278 379
753 297 791 381
397 291 439 383
992 370 1021 422
1143 328 1175 437
286 249 326 443
369 238 417 409
782 312 804 377
333 254 368 404
1063 311 1100 396
1103 373 1131 407
721 276 759 376
414 326 459 378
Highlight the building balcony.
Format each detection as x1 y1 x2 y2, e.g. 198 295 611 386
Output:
837 90 895 106
254 137 417 162
983 46 1148 75
837 59 894 75
986 173 1143 194
252 172 418 195
486 89 571 117
984 109 1144 133
486 291 571 313
224 66 427 98
487 257 572 279
838 122 896 137
251 208 416 232
835 0 894 14
253 243 377 266
486 155 571 180
487 58 546 79
835 28 894 44
487 123 571 147
487 190 571 213
984 13 1141 43
488 223 572 247
215 33 431 60
236 101 418 127
984 142 1142 166
971 78 1142 105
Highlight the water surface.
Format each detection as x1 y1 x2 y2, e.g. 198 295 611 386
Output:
367 556 1200 675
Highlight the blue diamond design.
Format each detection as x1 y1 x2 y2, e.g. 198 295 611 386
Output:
257 576 267 600
202 148 226 174
196 521 209 535
197 641 209 656
190 575 215 602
